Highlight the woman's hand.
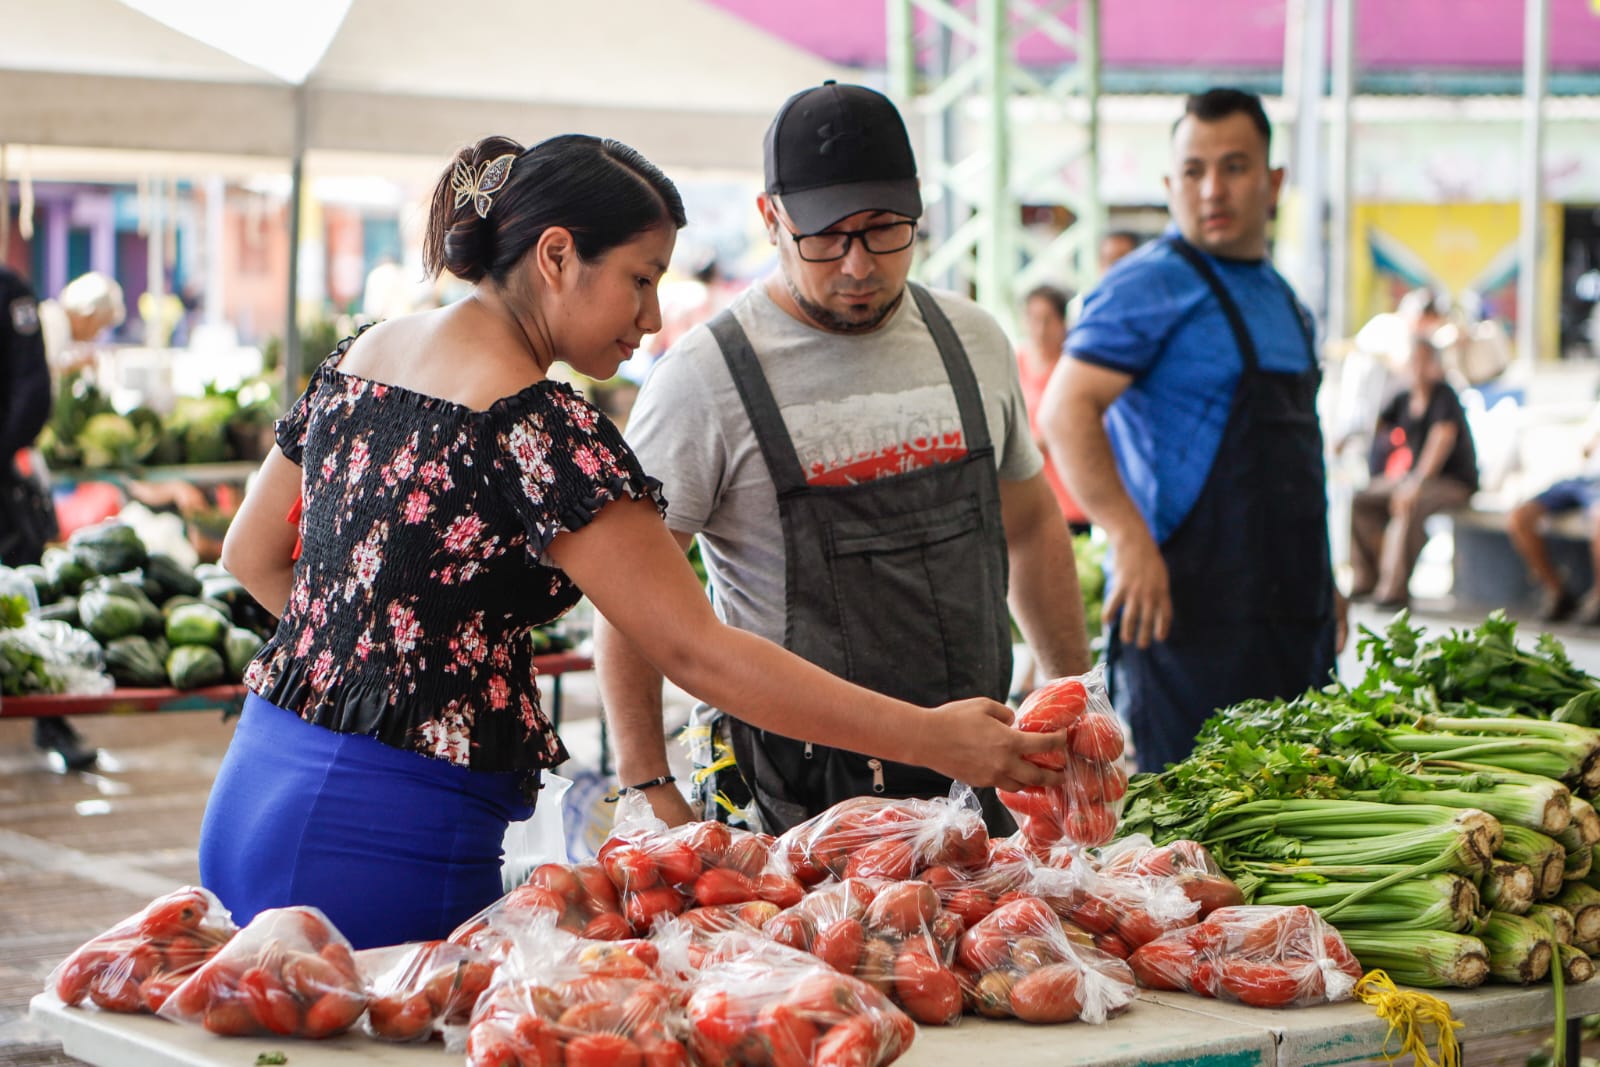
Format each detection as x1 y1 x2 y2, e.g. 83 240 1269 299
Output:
916 698 1070 793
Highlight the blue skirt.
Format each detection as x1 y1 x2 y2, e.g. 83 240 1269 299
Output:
199 693 534 950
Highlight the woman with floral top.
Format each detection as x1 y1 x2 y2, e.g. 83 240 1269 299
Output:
201 133 1071 949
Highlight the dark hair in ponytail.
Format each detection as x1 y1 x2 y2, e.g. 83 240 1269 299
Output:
423 134 687 284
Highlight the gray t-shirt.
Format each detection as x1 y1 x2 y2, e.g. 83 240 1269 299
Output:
625 281 1041 647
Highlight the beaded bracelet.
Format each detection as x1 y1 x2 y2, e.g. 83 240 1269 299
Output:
604 774 677 803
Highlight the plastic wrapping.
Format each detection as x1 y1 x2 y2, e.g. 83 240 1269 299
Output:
1094 836 1246 919
450 859 630 956
767 877 968 1026
0 617 113 696
687 936 916 1067
1023 849 1205 960
997 668 1127 850
357 940 496 1042
464 916 689 1067
598 799 804 935
48 886 236 1014
1128 904 1364 1008
953 895 1137 1024
775 790 990 888
157 906 368 1037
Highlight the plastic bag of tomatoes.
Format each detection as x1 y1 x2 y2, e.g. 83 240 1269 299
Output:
1093 836 1246 921
997 667 1127 850
157 905 367 1038
687 937 916 1067
1022 857 1201 960
1128 905 1363 1008
765 877 968 1026
954 895 1136 1024
49 886 238 1015
357 939 497 1042
598 800 806 935
450 859 632 957
465 964 690 1067
775 790 990 888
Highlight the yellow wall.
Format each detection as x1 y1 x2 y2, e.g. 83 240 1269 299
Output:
1347 202 1563 359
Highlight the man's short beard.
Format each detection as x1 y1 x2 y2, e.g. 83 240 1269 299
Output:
786 276 903 335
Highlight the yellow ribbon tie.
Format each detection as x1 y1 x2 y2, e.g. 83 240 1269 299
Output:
1353 970 1462 1067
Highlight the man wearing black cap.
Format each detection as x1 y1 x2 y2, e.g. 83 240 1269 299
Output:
596 81 1091 834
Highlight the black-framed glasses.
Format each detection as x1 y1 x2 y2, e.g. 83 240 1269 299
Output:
787 220 918 262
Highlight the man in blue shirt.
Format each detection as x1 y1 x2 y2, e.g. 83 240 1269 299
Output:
1042 88 1345 772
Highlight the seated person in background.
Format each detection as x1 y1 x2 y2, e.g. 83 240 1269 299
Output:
1508 404 1600 623
1349 336 1478 608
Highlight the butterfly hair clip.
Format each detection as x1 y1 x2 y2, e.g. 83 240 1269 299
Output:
450 152 517 219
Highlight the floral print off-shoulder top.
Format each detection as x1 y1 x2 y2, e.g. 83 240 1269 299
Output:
244 334 665 782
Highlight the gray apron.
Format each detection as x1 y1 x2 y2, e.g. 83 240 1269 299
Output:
707 283 1015 834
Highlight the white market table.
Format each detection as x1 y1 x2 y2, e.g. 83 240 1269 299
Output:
33 979 1600 1067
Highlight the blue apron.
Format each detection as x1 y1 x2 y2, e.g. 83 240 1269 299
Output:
1108 237 1337 773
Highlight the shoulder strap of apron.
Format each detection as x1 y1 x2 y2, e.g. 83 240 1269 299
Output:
1165 236 1261 374
906 282 993 452
1166 236 1316 367
708 307 811 498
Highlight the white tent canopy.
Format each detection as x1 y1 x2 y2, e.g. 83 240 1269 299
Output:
0 0 846 170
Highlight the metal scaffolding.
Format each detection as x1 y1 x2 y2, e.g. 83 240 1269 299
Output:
887 0 1102 328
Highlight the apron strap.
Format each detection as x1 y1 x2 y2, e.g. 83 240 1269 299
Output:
708 308 811 498
907 282 993 453
1165 236 1316 370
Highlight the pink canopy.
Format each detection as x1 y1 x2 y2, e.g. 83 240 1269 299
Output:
706 0 1600 74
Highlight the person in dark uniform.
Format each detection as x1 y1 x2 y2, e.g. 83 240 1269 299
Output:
596 82 1092 833
1041 88 1346 774
0 265 95 770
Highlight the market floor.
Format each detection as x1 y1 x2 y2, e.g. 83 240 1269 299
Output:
3 604 1600 1067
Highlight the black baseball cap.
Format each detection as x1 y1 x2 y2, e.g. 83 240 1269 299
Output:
763 80 922 235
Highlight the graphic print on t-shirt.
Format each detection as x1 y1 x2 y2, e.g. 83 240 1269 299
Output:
784 384 968 486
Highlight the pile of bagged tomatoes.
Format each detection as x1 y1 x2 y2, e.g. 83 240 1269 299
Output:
47 668 1368 1066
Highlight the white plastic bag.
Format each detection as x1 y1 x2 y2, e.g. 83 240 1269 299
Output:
501 773 572 891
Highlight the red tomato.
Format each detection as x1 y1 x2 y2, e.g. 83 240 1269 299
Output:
1070 713 1125 762
1063 804 1118 847
756 873 806 909
530 862 583 903
566 1031 645 1067
1179 874 1246 918
368 992 435 1041
693 868 760 907
843 838 918 881
892 950 963 1025
997 786 1058 819
1218 957 1305 1008
766 910 816 952
1017 679 1087 732
864 882 940 936
1129 937 1202 991
719 831 772 878
757 1001 820 1067
577 861 624 911
941 886 997 927
137 887 212 939
813 1014 880 1067
956 925 1012 972
685 821 732 865
603 844 663 893
811 917 867 975
582 913 634 941
1009 962 1084 1023
654 842 704 887
625 887 686 933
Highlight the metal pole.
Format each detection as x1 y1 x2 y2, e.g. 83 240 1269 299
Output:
1082 0 1103 285
979 0 1011 316
1293 0 1329 322
1517 0 1548 368
284 86 306 401
1327 0 1354 342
